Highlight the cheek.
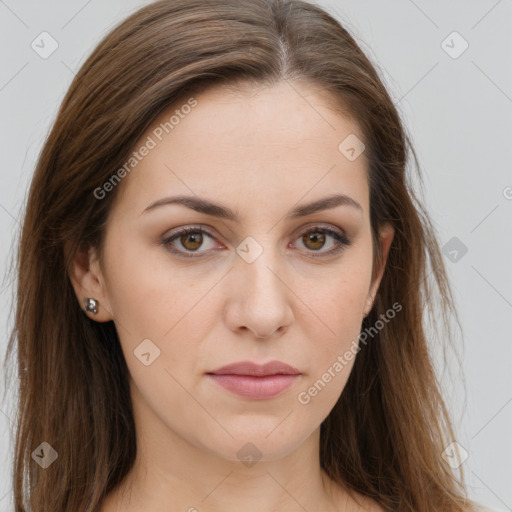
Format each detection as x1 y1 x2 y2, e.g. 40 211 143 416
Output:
296 251 373 405
103 235 196 337
103 237 221 387
292 291 364 440
302 253 373 341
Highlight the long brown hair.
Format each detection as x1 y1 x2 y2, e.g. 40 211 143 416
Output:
4 0 477 510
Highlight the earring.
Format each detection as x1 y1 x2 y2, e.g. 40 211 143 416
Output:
84 297 99 315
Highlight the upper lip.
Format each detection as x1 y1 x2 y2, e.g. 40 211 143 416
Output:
207 360 301 376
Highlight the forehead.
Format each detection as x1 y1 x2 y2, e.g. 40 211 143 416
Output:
112 81 369 220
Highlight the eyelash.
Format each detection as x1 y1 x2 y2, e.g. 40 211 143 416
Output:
161 224 351 260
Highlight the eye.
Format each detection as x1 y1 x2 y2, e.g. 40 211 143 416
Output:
161 224 351 259
292 226 351 258
162 225 218 258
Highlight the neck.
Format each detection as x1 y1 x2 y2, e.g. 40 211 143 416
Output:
100 380 352 512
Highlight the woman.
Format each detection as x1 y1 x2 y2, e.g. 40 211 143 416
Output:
4 0 492 510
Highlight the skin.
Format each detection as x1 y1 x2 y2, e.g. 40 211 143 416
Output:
69 80 393 512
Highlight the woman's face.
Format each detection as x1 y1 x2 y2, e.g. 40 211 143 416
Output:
74 81 393 463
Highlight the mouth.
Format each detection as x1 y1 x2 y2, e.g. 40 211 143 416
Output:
206 360 302 400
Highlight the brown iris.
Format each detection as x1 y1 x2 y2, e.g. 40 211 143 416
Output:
180 232 203 251
302 231 326 251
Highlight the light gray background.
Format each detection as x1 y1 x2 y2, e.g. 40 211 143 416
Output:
0 1 511 511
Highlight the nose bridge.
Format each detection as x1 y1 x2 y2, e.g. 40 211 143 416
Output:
228 232 293 338
237 233 283 298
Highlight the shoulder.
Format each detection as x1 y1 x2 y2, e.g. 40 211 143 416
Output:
348 493 386 512
471 504 504 512
328 481 385 511
352 498 499 512
359 499 386 512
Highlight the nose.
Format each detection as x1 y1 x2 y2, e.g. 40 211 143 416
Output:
223 240 294 340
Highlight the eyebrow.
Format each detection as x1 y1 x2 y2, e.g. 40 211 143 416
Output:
141 193 363 220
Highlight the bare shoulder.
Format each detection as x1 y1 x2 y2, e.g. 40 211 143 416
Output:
470 504 503 512
339 488 386 512
352 496 386 511
362 499 498 512
365 499 386 512
352 498 498 512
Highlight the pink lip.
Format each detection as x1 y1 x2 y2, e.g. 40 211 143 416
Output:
206 360 301 400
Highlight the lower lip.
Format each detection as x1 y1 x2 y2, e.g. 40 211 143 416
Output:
206 374 300 400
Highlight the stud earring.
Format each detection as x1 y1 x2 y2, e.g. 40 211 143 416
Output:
84 297 99 315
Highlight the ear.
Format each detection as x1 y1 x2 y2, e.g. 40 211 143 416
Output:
363 222 395 317
67 243 114 322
